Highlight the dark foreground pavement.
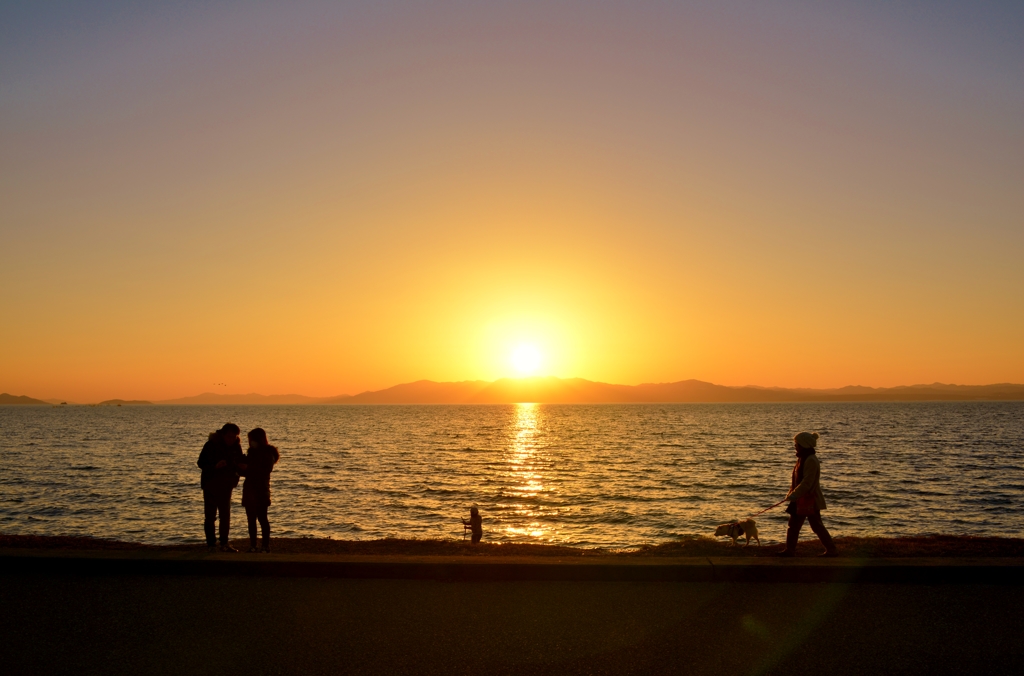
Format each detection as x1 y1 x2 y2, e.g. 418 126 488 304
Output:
2 571 1022 675
4 548 1022 582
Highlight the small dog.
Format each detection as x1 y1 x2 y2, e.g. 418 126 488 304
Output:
714 519 760 546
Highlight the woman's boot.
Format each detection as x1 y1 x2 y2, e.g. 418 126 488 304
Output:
809 515 838 557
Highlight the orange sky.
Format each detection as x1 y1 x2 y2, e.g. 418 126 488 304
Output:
1 1 1022 402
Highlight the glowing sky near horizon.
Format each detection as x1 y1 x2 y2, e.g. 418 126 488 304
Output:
1 1 1022 402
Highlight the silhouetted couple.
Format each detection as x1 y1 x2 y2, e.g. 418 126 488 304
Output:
197 423 280 553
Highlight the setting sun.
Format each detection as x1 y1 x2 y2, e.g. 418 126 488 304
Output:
511 344 542 375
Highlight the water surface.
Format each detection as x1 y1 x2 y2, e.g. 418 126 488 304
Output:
1 402 1021 547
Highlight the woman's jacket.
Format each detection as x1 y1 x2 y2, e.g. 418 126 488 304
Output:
242 445 278 508
787 453 827 511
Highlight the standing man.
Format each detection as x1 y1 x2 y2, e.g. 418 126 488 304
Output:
197 423 245 552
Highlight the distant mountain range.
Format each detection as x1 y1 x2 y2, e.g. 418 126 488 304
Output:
5 378 1024 406
9 376 1024 403
315 378 1024 404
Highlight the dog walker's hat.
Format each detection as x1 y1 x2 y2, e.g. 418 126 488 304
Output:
794 431 819 449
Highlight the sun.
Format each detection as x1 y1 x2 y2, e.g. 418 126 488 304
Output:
511 344 542 376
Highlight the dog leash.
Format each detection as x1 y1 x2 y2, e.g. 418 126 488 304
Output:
748 498 787 519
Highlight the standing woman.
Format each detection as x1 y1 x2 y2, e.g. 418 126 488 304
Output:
778 431 838 557
242 428 280 553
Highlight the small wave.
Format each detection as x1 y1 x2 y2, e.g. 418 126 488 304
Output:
4 400 1024 545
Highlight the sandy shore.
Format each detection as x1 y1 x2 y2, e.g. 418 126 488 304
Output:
3 532 1023 557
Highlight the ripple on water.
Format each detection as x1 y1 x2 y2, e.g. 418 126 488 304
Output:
0 402 1023 546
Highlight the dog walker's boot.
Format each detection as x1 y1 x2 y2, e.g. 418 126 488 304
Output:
783 523 801 556
816 529 837 557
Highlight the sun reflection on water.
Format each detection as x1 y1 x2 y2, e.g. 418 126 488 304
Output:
501 402 552 541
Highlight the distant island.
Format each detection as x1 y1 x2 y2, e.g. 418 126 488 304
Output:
159 393 326 405
0 393 51 406
6 379 1024 406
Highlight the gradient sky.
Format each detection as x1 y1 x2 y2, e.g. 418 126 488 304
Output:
2 0 1022 402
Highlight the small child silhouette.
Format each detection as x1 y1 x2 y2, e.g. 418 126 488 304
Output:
462 507 482 544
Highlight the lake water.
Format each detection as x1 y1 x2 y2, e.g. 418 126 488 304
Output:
1 402 1022 547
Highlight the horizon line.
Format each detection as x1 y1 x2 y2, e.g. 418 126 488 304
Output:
7 376 1024 406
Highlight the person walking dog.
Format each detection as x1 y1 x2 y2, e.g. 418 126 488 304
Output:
777 431 838 557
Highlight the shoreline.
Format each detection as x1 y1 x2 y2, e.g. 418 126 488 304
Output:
4 535 1023 584
4 533 1024 558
